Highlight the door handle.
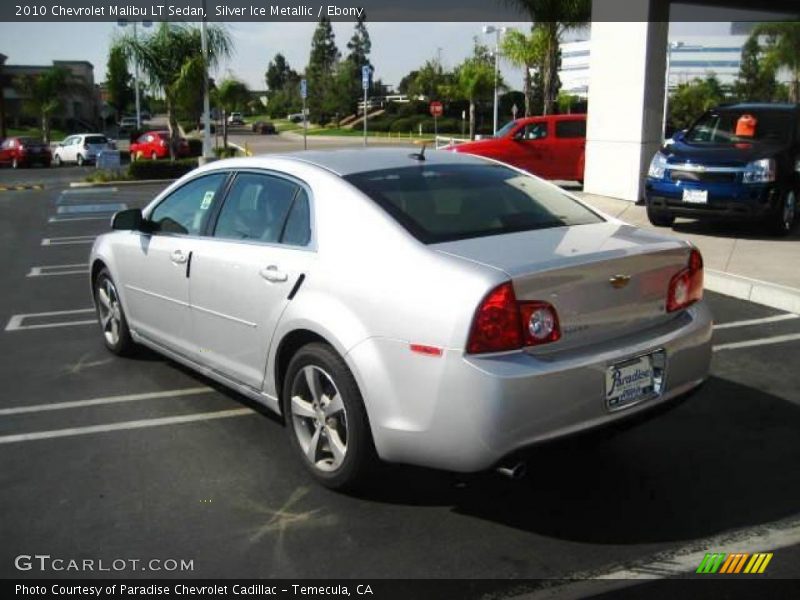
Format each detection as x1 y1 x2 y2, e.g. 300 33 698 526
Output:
260 265 288 283
170 250 188 264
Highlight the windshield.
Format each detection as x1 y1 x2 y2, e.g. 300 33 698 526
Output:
495 120 519 138
685 109 794 145
344 163 603 244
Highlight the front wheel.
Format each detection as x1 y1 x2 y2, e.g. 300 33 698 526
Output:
93 268 135 356
11 157 19 169
768 189 796 236
283 343 377 491
151 151 158 161
646 201 675 227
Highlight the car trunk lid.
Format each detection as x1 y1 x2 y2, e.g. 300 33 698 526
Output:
434 222 693 352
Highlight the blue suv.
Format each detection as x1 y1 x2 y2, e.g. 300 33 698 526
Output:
644 103 799 235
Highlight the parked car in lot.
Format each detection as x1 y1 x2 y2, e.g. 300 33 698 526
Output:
130 130 190 160
227 112 245 126
0 136 51 168
645 103 800 235
287 112 306 123
53 133 115 166
91 149 712 490
448 114 587 182
251 121 277 135
118 116 143 133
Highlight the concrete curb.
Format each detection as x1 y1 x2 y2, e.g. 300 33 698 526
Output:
706 269 800 315
70 179 176 189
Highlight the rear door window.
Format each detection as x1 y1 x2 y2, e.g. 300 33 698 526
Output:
555 119 586 138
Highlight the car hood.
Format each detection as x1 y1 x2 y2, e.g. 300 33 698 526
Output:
664 139 787 167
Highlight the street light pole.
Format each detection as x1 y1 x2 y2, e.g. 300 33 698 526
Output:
201 16 212 159
483 25 506 136
133 22 141 130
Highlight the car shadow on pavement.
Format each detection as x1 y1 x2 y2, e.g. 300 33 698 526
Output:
670 219 800 241
358 375 800 545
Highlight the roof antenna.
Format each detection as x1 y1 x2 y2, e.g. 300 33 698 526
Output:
409 139 430 161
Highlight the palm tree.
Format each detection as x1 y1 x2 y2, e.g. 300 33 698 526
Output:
501 27 547 117
13 67 71 143
752 22 800 102
452 57 496 139
503 0 590 114
115 23 232 158
216 78 250 149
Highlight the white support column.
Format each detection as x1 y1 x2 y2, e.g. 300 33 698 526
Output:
583 0 669 202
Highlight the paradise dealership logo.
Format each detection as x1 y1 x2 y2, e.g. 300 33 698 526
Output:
696 552 773 574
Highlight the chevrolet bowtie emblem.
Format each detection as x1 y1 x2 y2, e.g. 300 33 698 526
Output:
609 274 631 289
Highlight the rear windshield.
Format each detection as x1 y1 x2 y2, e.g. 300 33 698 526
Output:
344 163 603 244
18 137 43 145
85 135 108 145
686 109 795 145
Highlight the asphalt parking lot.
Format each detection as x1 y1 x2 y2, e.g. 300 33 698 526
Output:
1 168 799 588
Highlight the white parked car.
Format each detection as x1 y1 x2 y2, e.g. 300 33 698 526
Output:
90 149 712 490
227 112 245 125
53 134 115 167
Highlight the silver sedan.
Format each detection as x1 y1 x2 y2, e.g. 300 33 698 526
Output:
90 149 713 490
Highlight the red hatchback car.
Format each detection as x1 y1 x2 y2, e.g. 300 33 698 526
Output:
0 136 52 168
449 114 586 182
130 130 190 160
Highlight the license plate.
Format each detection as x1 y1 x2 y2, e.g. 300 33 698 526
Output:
682 188 708 204
606 354 655 411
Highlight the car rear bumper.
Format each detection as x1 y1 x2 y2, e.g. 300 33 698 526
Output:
347 301 713 472
645 179 780 219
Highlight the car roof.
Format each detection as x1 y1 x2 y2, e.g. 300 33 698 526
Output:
266 147 493 176
716 102 799 112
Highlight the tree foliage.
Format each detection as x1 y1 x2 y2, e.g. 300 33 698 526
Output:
752 21 800 102
13 66 75 143
106 46 134 120
501 27 547 117
734 35 778 102
114 23 232 158
668 75 729 130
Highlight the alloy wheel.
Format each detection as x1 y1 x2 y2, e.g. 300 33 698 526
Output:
289 365 349 472
96 278 122 346
783 191 796 231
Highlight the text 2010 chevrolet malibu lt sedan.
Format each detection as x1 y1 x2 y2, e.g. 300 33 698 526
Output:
90 149 713 490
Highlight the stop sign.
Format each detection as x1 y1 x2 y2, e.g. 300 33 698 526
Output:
429 101 443 118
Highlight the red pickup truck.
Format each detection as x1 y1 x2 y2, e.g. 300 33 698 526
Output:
449 114 586 182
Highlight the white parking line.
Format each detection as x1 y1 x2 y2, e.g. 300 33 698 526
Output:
5 308 95 331
41 235 96 246
0 387 214 416
0 408 254 444
27 263 89 278
515 515 800 599
60 188 118 196
714 333 800 352
714 313 798 330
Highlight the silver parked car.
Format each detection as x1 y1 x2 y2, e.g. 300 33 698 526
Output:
90 149 713 490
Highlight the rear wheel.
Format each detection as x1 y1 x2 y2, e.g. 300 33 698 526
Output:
646 200 674 227
11 157 19 169
151 151 158 161
768 189 796 236
283 343 377 491
53 154 62 167
93 268 135 356
76 154 85 166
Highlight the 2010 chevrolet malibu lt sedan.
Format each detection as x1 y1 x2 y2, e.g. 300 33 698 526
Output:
90 148 713 490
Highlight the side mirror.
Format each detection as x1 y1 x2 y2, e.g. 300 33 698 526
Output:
672 129 687 142
112 208 144 231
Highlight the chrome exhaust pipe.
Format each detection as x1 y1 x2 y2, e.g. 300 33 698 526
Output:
496 461 527 480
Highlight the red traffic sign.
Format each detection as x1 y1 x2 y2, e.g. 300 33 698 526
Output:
429 101 443 118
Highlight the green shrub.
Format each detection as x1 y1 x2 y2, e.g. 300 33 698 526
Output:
128 158 198 180
84 169 132 183
389 117 414 133
214 147 237 158
186 138 203 157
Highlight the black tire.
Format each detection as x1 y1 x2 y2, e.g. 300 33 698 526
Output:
76 154 84 166
768 189 796 237
282 342 377 491
151 151 158 161
93 268 135 356
53 154 62 167
646 201 675 227
11 157 19 169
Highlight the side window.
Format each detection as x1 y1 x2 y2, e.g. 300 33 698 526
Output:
555 120 586 139
213 173 300 243
149 173 227 235
520 122 548 141
281 189 312 246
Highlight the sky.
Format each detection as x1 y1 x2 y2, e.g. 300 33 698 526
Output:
0 21 737 93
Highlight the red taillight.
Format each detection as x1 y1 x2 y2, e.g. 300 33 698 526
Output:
667 248 704 312
467 282 561 354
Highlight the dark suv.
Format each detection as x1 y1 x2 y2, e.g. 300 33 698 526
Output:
644 103 799 235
